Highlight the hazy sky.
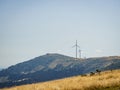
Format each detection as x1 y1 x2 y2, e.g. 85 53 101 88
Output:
0 0 120 68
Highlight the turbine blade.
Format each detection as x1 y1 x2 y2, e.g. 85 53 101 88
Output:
76 45 80 48
72 45 76 48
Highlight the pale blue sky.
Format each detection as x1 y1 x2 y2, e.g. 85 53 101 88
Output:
0 0 120 68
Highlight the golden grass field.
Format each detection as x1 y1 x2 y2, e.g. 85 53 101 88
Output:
1 69 120 90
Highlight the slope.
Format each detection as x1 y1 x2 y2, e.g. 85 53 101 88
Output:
2 69 120 90
0 53 120 88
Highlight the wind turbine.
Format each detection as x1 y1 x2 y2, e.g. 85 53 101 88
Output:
72 40 80 59
79 49 82 59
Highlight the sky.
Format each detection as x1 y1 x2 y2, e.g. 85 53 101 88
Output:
0 0 120 68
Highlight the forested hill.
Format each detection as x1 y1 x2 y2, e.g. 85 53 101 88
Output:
0 53 120 88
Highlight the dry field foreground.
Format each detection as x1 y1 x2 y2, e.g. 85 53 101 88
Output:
2 69 120 90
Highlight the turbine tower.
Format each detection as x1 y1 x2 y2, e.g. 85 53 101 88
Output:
72 40 80 59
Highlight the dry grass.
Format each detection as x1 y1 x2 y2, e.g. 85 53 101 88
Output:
2 69 120 90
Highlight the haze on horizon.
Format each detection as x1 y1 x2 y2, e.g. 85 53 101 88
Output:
0 0 120 68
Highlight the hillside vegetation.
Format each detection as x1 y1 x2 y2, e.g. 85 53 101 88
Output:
0 54 120 88
2 69 120 90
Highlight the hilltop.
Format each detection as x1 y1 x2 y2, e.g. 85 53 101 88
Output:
2 69 120 90
0 53 120 88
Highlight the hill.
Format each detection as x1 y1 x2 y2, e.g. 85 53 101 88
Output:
0 68 3 71
2 69 120 90
0 53 120 88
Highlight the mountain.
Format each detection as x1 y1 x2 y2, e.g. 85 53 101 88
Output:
0 53 120 88
2 70 120 90
0 68 3 71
